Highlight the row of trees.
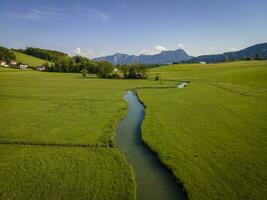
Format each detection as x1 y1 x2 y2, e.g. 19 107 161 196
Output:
243 53 264 61
46 56 97 73
44 55 148 79
117 63 147 79
93 62 148 79
0 45 149 79
223 54 265 62
16 47 67 62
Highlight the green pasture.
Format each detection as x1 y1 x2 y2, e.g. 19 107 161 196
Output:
0 61 266 200
0 69 163 146
12 51 47 67
0 68 161 199
0 145 135 200
139 61 267 200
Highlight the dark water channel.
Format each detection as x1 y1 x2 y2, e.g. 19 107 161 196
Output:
116 91 187 200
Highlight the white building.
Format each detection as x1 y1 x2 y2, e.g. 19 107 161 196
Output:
10 60 17 66
19 64 28 69
199 61 207 64
36 66 46 71
0 61 9 67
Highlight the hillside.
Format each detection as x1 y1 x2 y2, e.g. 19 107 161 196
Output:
12 51 48 67
16 47 67 62
186 43 267 63
0 46 15 62
93 49 192 65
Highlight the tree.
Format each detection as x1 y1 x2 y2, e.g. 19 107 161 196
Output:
97 61 113 78
82 68 88 77
118 65 128 78
43 61 50 68
137 64 147 78
255 53 261 60
155 75 160 81
0 46 16 63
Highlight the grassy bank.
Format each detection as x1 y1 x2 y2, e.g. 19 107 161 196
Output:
139 61 267 199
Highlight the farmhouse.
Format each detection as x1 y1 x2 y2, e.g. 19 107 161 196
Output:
0 61 9 67
19 64 28 69
1 61 6 66
10 60 17 66
36 66 46 71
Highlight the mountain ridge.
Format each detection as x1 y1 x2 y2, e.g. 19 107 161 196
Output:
93 49 193 65
185 43 267 63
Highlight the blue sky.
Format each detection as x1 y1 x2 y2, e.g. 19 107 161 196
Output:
0 0 267 58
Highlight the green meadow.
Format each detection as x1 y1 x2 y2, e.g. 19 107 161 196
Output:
12 51 47 66
0 68 163 199
139 61 267 200
0 145 135 200
0 61 266 200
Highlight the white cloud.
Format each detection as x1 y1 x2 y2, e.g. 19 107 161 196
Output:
3 6 109 23
70 47 99 59
229 47 237 51
178 43 185 48
74 6 110 22
4 8 65 20
208 46 215 50
140 45 167 55
155 45 167 51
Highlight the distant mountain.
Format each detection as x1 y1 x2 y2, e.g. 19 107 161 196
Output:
186 43 267 63
93 49 192 65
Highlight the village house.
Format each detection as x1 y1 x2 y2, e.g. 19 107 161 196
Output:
10 60 17 66
0 61 6 66
36 66 46 71
0 61 9 67
19 64 28 69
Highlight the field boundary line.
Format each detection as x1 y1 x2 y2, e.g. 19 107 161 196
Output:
0 140 113 148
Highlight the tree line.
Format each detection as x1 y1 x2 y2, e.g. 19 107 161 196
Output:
46 55 148 79
1 46 149 79
15 47 67 62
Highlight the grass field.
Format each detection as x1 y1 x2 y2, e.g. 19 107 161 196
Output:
139 61 267 200
0 61 266 200
12 51 47 67
0 67 163 199
0 69 165 146
0 145 135 200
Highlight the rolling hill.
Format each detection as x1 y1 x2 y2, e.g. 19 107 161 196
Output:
12 51 48 67
21 47 67 62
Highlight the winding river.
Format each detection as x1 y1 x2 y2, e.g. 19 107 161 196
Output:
116 91 187 200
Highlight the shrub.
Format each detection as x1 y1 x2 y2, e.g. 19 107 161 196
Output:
155 75 160 81
82 68 88 77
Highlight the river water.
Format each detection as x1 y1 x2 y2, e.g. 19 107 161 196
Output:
116 91 187 200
